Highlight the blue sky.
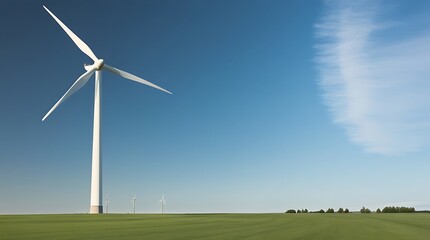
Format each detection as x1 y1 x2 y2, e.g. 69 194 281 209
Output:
1 0 430 214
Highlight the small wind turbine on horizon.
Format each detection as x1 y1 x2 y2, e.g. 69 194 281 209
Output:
41 5 171 214
132 195 136 214
105 195 109 214
159 195 166 214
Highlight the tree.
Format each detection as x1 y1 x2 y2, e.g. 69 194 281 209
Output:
285 209 296 213
318 209 325 213
376 208 381 213
298 209 308 214
337 208 344 213
326 208 335 213
382 206 415 213
399 207 415 213
360 207 371 213
344 208 349 213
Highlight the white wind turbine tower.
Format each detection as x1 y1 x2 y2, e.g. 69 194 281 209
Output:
159 195 166 214
132 195 137 214
42 6 171 214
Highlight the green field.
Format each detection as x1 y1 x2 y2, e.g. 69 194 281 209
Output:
1 213 430 239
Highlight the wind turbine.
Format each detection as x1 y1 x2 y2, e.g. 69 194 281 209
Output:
132 195 136 214
159 195 166 214
42 6 171 214
105 195 109 214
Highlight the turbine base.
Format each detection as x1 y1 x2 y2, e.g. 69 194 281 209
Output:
90 206 103 214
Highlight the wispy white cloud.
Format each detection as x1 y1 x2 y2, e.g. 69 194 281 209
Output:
315 0 430 154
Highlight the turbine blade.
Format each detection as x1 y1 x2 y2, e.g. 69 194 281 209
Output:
104 64 172 94
42 68 96 121
43 5 98 62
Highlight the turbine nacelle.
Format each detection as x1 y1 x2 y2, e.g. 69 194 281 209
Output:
85 59 104 71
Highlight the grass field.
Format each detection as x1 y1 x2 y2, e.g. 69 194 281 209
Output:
1 213 430 239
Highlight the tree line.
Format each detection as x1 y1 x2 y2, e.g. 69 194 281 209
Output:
380 206 415 213
285 208 349 213
285 206 416 214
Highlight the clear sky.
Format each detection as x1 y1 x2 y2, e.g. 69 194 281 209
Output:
1 0 430 214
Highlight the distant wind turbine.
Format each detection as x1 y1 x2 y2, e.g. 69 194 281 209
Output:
159 195 166 214
132 195 136 214
105 195 109 214
41 6 171 214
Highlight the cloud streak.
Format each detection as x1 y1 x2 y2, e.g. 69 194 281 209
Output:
315 0 430 154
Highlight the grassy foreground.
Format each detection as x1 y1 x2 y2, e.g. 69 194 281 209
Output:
1 213 430 239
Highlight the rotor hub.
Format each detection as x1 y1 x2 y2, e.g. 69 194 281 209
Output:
84 59 104 71
95 59 104 70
